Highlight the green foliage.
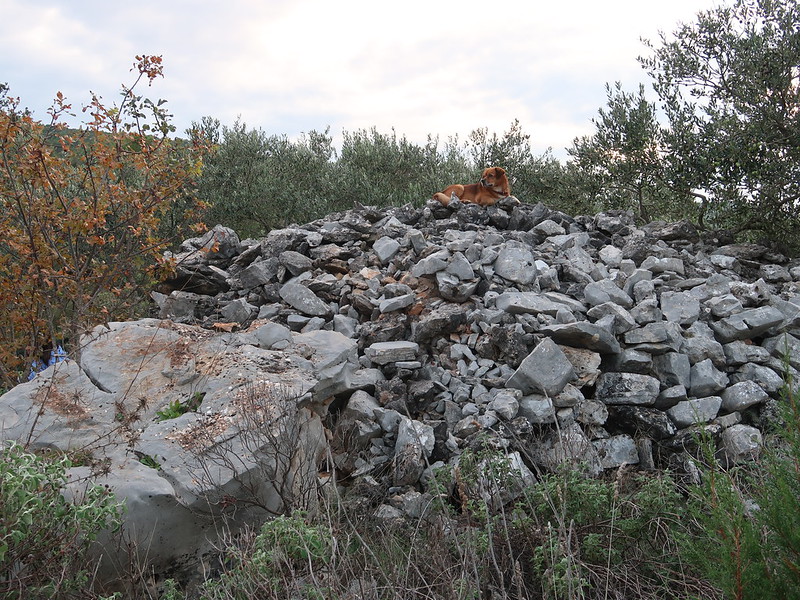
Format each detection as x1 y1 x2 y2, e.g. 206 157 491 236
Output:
640 0 800 249
197 512 333 600
569 82 696 223
192 118 573 238
516 468 691 598
155 392 205 421
0 442 123 599
681 367 800 600
192 119 337 237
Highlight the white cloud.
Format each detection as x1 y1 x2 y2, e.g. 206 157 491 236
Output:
0 0 721 155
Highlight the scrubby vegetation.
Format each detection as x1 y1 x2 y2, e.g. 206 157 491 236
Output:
1 0 799 598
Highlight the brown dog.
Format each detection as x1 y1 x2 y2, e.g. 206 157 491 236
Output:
433 166 511 207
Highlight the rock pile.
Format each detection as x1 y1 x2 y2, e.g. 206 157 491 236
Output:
4 195 800 581
155 197 800 498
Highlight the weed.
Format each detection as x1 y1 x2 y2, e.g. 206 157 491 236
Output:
156 392 205 421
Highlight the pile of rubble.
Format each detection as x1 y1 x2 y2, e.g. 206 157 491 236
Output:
154 197 800 508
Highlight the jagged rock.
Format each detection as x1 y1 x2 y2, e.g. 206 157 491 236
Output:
540 321 621 354
710 305 785 342
594 434 639 468
365 341 419 365
720 424 762 463
453 450 536 511
667 396 723 428
595 372 660 406
506 338 576 396
3 319 326 582
583 279 633 308
609 406 677 440
528 422 603 476
279 282 332 317
689 358 729 396
495 292 564 316
493 243 537 285
517 394 556 424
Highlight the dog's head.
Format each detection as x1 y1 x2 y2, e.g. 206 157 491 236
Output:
479 167 510 196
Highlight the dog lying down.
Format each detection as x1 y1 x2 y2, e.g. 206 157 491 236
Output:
433 166 511 207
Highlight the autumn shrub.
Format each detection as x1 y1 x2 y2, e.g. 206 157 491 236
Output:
0 56 206 386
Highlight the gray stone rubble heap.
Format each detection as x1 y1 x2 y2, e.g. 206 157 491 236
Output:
155 197 800 490
3 195 800 581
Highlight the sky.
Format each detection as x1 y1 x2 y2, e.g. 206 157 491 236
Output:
0 0 722 160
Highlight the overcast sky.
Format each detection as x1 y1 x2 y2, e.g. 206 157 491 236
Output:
1 0 721 160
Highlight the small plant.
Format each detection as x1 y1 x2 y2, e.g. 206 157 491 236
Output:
156 392 205 421
197 511 334 600
0 441 123 599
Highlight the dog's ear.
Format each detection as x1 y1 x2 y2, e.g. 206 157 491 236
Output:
495 167 506 176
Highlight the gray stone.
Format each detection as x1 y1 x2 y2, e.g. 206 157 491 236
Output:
560 346 602 387
493 244 537 285
436 271 479 303
720 380 769 413
583 279 633 308
453 451 537 511
394 418 435 486
683 322 727 368
279 282 332 317
689 358 729 397
586 302 637 334
624 322 683 351
720 424 762 463
379 293 415 313
723 341 772 366
655 385 688 409
575 399 608 425
495 292 564 316
729 363 785 394
373 236 401 264
488 390 520 420
220 298 258 324
446 252 475 280
762 333 800 370
365 341 419 365
528 422 602 476
342 390 381 422
598 244 623 268
253 322 293 349
652 352 691 388
233 257 280 289
539 321 621 354
505 338 576 396
667 396 722 428
333 314 359 338
5 319 325 583
660 291 700 325
595 373 660 406
607 349 652 373
411 250 450 276
593 434 639 468
610 406 677 440
641 256 685 276
710 305 785 343
706 294 743 318
279 250 313 275
517 394 556 424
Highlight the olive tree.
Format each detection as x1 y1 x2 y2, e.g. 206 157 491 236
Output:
641 0 800 249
